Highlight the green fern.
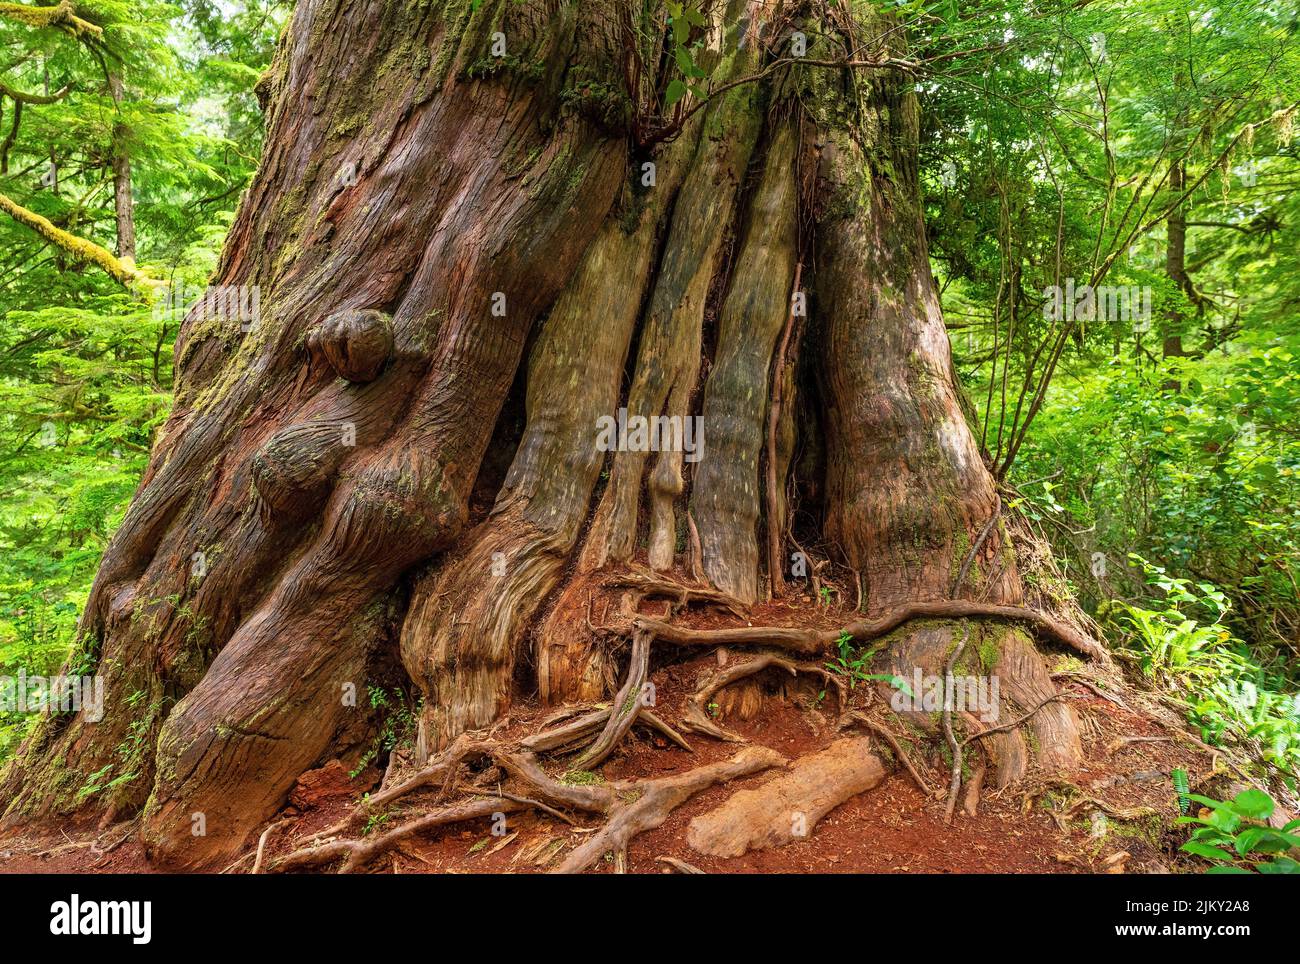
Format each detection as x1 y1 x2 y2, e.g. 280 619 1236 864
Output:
1172 768 1190 815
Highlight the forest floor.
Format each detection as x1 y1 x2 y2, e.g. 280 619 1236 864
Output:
0 596 1222 874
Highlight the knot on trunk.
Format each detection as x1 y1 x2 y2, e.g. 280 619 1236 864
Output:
309 309 393 383
324 455 466 567
250 421 350 523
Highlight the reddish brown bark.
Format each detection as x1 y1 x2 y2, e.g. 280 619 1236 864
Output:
1 0 1095 868
2 0 627 866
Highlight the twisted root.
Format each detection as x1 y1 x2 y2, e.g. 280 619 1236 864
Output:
257 591 1102 873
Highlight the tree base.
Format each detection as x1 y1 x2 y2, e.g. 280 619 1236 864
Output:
218 564 1105 874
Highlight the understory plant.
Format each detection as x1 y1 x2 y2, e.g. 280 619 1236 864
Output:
1118 556 1300 783
1178 787 1300 874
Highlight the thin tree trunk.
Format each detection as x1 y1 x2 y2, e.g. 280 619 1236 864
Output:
108 71 135 265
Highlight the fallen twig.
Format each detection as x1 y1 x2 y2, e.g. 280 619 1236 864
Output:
942 629 970 824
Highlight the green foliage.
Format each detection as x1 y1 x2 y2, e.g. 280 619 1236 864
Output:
561 769 603 786
928 0 1300 658
347 685 416 779
1118 556 1238 685
0 0 285 760
1012 347 1300 647
920 0 1300 783
825 630 909 692
1178 788 1300 874
1172 767 1190 815
662 2 708 109
362 806 392 836
1116 557 1300 781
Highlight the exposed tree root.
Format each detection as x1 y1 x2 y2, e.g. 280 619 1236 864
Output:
942 629 971 824
964 694 1067 747
29 818 136 862
681 652 845 742
262 725 780 875
571 629 652 770
682 706 746 743
952 505 1000 596
687 737 885 858
1027 778 1162 828
635 599 1108 662
251 576 1104 872
1052 671 1130 709
640 710 693 752
251 817 291 875
450 784 578 827
607 570 747 619
516 702 688 755
89 820 137 866
520 708 611 753
963 762 986 817
285 731 495 850
226 571 1107 876
657 855 706 874
552 747 785 874
838 711 936 797
277 796 535 874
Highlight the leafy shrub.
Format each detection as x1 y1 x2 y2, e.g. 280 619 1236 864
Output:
1118 557 1300 781
1178 788 1300 874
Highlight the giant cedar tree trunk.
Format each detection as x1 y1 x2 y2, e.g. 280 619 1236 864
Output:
1 0 1096 870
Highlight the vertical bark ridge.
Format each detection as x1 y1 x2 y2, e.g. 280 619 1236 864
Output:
577 9 766 575
815 85 1019 613
806 10 1081 778
691 121 800 604
401 124 704 754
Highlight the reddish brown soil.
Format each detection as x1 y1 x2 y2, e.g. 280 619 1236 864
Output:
0 634 1214 875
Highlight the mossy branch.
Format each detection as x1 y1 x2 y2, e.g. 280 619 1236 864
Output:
0 2 103 41
0 81 72 104
0 191 150 289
